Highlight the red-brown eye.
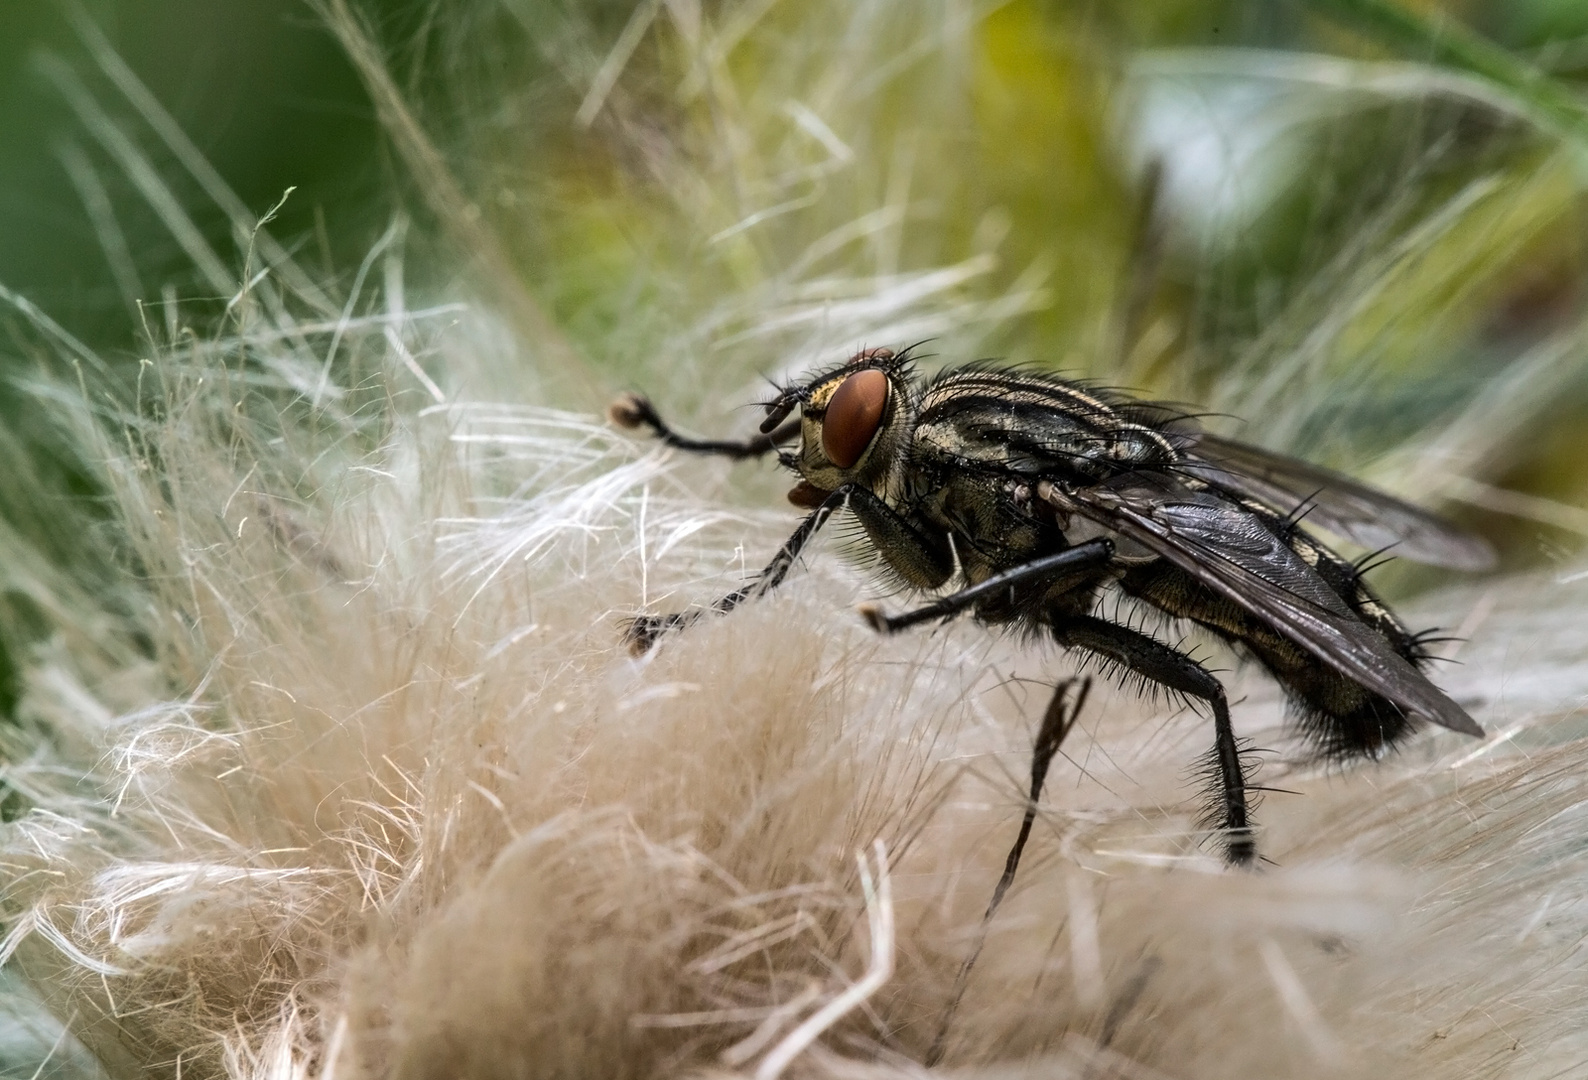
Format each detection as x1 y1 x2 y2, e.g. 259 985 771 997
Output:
822 369 889 468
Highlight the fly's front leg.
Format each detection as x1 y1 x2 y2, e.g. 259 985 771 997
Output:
1048 615 1255 866
627 485 850 653
609 392 800 460
626 485 955 653
626 501 835 652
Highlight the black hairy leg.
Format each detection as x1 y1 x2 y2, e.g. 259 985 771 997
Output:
926 677 1093 1066
626 484 852 653
858 540 1115 634
1047 615 1255 866
628 483 958 653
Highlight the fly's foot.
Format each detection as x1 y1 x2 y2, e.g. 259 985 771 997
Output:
624 611 696 655
607 392 658 431
1223 828 1257 868
857 604 895 635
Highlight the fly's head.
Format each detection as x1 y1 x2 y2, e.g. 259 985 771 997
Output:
766 347 916 508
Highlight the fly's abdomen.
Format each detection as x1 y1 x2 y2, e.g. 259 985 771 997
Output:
1117 528 1426 760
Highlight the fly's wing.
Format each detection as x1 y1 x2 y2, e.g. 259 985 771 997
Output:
1183 434 1495 571
1040 479 1483 737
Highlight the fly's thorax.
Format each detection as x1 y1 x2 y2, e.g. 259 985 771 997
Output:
912 371 1182 482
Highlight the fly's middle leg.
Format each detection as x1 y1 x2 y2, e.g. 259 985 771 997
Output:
859 540 1113 633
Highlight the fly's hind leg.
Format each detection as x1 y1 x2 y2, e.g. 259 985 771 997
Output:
1049 615 1255 866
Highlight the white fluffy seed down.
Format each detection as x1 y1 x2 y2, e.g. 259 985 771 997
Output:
2 360 1586 1080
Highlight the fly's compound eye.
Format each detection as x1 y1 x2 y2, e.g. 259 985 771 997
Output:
821 369 889 468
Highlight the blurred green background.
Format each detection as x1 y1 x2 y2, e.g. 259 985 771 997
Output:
0 0 1582 344
0 0 383 342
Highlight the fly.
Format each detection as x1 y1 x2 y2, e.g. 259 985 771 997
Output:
608 346 1492 865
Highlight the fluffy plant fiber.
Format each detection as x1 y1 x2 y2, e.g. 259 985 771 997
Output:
5 327 1588 1080
4 1 1588 1078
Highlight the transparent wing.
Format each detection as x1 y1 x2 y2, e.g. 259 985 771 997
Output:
1183 434 1495 571
1041 479 1483 737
